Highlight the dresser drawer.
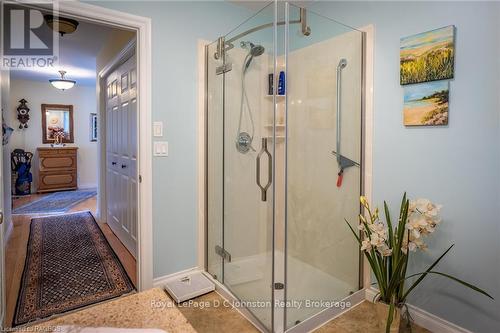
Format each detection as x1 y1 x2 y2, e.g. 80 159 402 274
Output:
38 171 77 192
37 147 78 193
38 148 77 157
39 155 76 171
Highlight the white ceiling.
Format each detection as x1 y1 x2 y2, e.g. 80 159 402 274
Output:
10 20 116 86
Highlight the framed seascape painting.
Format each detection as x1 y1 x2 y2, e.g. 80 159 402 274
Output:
400 25 455 85
404 81 449 126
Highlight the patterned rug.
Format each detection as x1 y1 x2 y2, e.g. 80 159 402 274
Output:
14 211 134 326
13 190 97 215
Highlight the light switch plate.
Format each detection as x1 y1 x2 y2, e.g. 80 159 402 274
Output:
153 121 163 137
154 141 168 157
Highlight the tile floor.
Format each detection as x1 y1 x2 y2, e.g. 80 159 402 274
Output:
6 195 430 332
177 292 430 333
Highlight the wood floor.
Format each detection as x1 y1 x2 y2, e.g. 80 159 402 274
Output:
5 192 137 328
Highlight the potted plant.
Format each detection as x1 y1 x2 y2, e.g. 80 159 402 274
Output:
346 194 493 332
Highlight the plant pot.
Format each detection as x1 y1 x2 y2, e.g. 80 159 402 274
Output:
375 301 401 333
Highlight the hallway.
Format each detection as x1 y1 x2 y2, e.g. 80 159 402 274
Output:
5 193 136 327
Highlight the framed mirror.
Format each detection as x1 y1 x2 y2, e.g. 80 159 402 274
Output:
41 104 74 143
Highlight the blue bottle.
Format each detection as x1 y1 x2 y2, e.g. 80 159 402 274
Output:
278 71 285 95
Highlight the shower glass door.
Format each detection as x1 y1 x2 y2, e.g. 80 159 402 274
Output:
207 2 363 332
284 4 363 329
207 2 277 330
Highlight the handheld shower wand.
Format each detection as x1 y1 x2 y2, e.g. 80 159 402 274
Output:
236 41 265 154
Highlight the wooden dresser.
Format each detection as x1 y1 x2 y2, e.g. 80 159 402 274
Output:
37 147 78 193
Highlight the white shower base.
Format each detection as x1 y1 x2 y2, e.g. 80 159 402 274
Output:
216 250 358 329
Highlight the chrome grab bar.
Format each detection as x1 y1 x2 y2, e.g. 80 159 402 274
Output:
336 58 347 169
256 137 272 201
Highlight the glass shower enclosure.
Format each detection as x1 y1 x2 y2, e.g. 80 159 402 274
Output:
205 2 365 332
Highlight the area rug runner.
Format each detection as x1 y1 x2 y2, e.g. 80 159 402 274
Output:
14 211 134 326
13 190 97 215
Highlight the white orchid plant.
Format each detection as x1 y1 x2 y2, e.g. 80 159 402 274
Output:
346 193 493 333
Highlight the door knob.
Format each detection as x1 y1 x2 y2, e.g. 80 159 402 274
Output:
121 164 127 168
0 211 3 225
112 162 117 165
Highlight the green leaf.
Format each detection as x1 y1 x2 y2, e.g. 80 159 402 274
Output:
397 246 409 301
386 253 407 296
406 271 494 300
345 219 361 244
373 249 387 291
384 201 395 278
394 197 409 265
384 201 394 247
345 219 385 296
401 244 454 301
399 192 407 221
386 302 395 333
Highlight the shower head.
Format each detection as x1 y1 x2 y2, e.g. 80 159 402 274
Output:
250 44 265 57
241 41 265 72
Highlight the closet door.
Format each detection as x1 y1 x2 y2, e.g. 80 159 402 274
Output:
105 54 138 258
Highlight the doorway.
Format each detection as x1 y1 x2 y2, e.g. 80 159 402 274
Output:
0 1 153 328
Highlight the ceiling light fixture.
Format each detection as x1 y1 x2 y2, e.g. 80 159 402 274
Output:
44 15 79 36
50 70 76 90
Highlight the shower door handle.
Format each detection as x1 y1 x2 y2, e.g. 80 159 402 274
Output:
256 138 272 201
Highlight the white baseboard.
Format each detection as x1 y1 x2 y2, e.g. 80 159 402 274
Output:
78 184 98 190
365 287 473 333
365 286 379 303
152 267 201 288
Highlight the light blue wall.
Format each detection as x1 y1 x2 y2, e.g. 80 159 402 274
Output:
87 1 500 330
309 1 500 332
89 1 253 278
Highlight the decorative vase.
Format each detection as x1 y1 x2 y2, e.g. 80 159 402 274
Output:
375 301 401 333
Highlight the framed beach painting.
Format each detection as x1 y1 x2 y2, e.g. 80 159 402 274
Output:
404 81 449 126
400 25 455 85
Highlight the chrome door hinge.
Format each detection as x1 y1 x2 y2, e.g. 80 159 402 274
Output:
215 245 231 262
214 36 225 60
216 62 232 75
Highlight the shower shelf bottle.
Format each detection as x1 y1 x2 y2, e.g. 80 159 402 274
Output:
278 71 285 95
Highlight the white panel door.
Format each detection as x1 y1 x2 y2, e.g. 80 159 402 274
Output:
105 54 138 258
